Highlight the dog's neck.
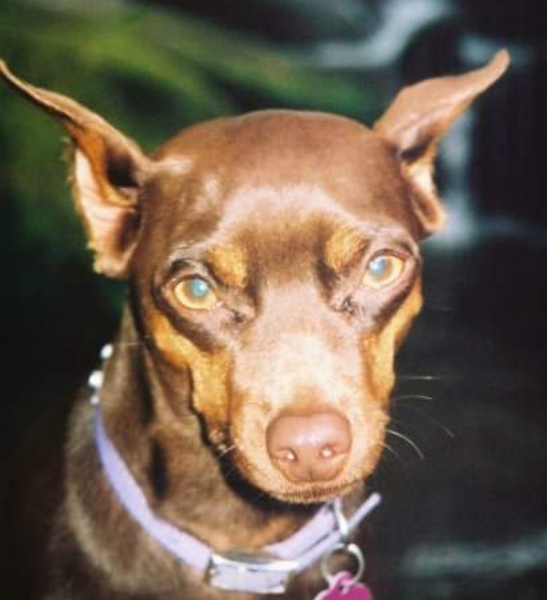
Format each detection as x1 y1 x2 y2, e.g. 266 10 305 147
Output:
96 309 316 553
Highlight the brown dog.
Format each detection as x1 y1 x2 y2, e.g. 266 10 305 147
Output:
1 52 508 600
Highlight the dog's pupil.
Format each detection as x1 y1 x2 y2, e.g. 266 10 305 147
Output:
369 256 389 278
190 278 209 298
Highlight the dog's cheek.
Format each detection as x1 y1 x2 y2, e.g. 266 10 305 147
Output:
147 312 232 432
362 281 423 401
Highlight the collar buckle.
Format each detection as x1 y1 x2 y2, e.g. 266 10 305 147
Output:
207 551 299 594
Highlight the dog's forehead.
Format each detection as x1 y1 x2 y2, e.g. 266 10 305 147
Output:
157 111 398 191
150 110 419 230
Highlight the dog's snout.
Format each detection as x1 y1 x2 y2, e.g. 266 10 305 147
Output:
266 411 351 483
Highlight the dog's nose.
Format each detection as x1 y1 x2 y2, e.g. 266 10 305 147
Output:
266 411 351 483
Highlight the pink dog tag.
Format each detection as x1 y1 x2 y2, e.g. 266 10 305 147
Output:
313 571 374 600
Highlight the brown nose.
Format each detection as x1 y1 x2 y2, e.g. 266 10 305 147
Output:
266 411 351 483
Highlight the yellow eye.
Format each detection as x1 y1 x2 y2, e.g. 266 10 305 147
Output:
173 277 218 311
363 254 405 289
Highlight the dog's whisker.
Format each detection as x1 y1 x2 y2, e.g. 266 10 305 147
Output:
392 393 437 403
216 444 237 459
394 404 455 439
380 442 403 464
386 428 425 460
398 374 443 381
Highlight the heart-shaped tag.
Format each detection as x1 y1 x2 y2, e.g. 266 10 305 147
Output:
313 571 374 600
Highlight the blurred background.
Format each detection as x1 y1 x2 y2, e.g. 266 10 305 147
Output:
1 0 545 598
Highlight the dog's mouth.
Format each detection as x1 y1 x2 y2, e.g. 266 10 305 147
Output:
270 479 362 504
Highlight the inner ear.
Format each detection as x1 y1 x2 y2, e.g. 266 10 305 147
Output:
72 148 143 277
67 130 150 277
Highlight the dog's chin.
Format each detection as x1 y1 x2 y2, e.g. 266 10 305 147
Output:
264 479 362 505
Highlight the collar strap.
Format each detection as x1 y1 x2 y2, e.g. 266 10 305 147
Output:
89 354 381 595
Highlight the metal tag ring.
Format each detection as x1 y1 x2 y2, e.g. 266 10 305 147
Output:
320 542 365 586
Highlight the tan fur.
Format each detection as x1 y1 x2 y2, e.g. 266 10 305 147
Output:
206 243 249 289
150 311 232 428
324 227 368 273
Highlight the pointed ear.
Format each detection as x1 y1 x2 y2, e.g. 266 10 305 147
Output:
373 50 510 236
0 60 152 278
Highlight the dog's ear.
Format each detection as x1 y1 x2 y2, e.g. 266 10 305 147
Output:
0 61 151 278
374 50 509 236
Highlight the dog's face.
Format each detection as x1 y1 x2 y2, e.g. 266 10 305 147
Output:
132 112 425 502
0 52 508 504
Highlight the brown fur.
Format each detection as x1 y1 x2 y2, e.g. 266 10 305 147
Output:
0 52 508 599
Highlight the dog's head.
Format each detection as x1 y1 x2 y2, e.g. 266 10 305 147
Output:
1 53 508 504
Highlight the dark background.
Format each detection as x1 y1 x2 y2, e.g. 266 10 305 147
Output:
1 1 546 598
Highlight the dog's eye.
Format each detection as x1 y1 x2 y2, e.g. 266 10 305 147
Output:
173 277 218 310
363 254 405 289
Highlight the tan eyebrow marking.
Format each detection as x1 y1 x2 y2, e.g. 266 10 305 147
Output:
206 243 249 289
324 228 368 273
